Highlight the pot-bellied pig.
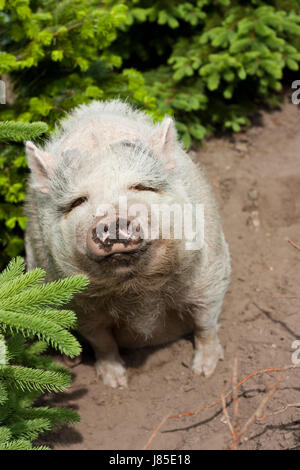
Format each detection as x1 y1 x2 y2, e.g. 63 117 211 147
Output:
25 100 231 387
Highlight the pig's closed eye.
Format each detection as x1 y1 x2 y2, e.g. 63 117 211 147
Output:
69 196 88 211
129 184 159 193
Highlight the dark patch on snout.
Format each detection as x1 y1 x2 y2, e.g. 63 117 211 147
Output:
86 215 150 265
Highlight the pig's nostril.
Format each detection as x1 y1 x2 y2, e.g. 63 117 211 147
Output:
95 222 111 243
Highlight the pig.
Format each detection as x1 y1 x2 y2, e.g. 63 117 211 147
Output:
24 99 231 388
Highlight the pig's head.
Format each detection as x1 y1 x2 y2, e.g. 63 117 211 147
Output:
26 117 190 292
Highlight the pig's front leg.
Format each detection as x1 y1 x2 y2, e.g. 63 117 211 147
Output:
191 298 225 377
83 325 128 388
192 325 224 377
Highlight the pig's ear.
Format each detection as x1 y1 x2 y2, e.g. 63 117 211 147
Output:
25 141 56 194
150 117 176 169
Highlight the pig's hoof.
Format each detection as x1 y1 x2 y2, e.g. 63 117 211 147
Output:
192 341 224 378
95 359 128 388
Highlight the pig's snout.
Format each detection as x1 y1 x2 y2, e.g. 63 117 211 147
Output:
87 217 144 258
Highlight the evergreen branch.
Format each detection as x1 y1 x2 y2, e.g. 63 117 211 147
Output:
8 388 40 411
25 340 48 357
19 406 80 427
0 309 82 357
0 258 25 284
0 426 12 443
0 396 13 424
6 334 26 362
0 365 71 393
0 258 87 448
0 275 89 312
0 381 8 405
9 417 52 440
30 308 78 329
22 353 70 376
0 268 45 301
0 439 48 450
0 121 48 142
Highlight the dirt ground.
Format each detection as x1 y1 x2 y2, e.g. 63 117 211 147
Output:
40 96 300 450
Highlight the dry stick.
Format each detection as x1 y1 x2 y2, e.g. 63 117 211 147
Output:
287 239 300 252
221 384 236 439
143 412 172 450
232 357 239 431
229 369 285 449
223 366 285 450
170 365 298 420
145 365 299 449
258 402 300 421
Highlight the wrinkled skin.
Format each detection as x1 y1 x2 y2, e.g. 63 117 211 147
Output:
25 100 231 388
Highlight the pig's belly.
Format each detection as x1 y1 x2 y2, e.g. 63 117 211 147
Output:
113 312 193 349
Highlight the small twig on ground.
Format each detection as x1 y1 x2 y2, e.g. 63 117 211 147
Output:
142 364 299 449
170 365 298 420
221 384 236 439
232 357 239 431
257 402 300 421
228 369 285 449
143 412 171 450
287 239 300 252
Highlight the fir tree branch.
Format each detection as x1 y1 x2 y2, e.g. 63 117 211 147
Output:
0 121 48 142
0 365 71 393
0 258 25 284
0 309 82 357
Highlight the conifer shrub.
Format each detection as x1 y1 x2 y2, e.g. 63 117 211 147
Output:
0 257 88 450
111 0 300 146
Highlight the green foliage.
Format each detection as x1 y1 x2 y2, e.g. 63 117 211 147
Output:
111 0 300 137
0 0 300 265
0 119 48 268
0 257 88 450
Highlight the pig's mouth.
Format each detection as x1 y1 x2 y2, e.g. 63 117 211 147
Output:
94 244 150 263
86 236 152 266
